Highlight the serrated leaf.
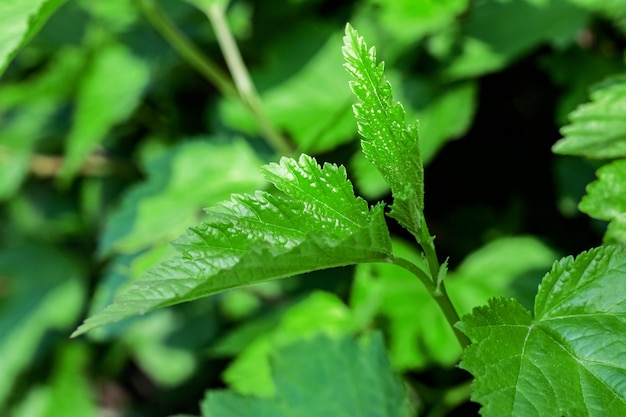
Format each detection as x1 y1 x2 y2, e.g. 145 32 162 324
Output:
553 75 626 158
58 43 150 183
579 159 626 244
201 333 411 417
342 24 425 239
458 245 626 417
72 154 392 337
0 0 67 78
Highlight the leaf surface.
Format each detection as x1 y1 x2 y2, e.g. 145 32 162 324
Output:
0 0 66 77
342 24 425 239
579 159 626 244
201 333 411 417
458 245 626 417
553 75 626 158
72 155 392 336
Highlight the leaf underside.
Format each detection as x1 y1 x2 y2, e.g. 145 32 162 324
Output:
342 24 425 239
72 155 392 337
458 245 626 417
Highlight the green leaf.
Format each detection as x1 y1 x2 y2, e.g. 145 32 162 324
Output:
99 139 265 255
579 159 626 244
342 24 425 240
0 0 67 78
223 291 358 397
458 245 626 416
0 242 85 407
444 0 589 79
200 333 411 417
72 154 392 337
58 43 150 183
553 75 626 158
219 25 355 154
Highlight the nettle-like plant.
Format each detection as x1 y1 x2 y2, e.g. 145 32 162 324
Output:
72 24 626 416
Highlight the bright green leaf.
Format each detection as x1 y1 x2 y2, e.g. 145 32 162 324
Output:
223 291 357 397
0 0 67 77
458 245 626 416
343 24 425 240
579 159 626 244
58 43 150 183
553 75 626 158
72 154 392 337
201 333 411 417
99 139 265 255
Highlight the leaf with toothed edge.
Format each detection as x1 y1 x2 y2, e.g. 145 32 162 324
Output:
457 245 626 417
72 154 392 337
342 23 425 241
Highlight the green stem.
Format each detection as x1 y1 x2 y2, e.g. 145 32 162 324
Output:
392 256 433 291
134 0 238 99
202 3 293 155
433 281 470 349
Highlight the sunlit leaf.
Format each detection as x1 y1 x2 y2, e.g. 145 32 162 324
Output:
0 0 67 77
553 75 626 158
72 154 392 336
579 159 626 244
458 245 626 416
201 333 411 417
343 24 425 241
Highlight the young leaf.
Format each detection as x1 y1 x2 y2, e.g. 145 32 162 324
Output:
457 245 626 416
200 333 411 417
553 75 626 158
579 159 626 244
72 155 392 337
342 24 425 240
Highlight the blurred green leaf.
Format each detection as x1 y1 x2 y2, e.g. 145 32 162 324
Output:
220 28 355 154
351 237 557 370
458 245 626 417
201 333 411 417
0 47 84 200
8 343 96 417
444 0 589 79
553 75 626 158
0 242 85 408
58 43 150 183
579 159 626 244
73 155 392 337
223 291 357 397
100 139 266 255
0 0 67 77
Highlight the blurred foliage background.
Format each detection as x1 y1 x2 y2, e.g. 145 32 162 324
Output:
1 0 625 416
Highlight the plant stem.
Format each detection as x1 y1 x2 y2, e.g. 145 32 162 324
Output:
432 281 470 349
393 256 470 350
202 3 294 155
134 0 238 100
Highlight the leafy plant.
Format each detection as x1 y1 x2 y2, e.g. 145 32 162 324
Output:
2 1 626 416
67 23 626 416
